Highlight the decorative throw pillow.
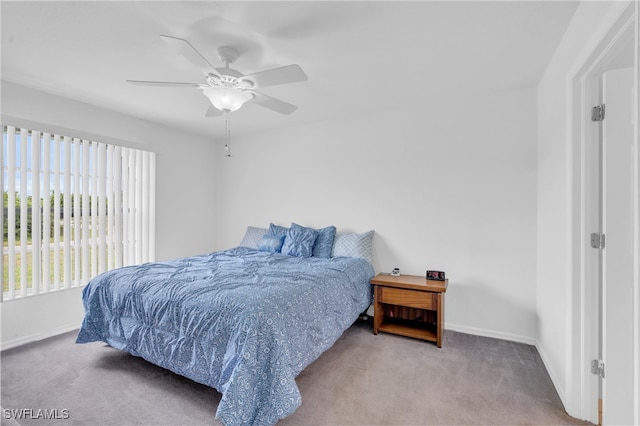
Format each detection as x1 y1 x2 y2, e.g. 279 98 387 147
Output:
281 223 319 258
266 223 288 238
312 225 337 258
239 226 268 249
258 234 286 253
331 230 375 263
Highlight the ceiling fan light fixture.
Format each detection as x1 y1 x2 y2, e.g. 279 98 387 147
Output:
203 87 253 112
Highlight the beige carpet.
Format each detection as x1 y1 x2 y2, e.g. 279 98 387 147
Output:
1 320 590 425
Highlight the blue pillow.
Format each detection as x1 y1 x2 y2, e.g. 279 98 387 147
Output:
281 223 319 258
312 226 337 258
266 223 288 238
258 234 285 253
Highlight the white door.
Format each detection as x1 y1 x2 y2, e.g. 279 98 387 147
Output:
601 66 635 425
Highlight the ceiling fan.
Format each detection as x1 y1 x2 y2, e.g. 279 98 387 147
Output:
127 35 308 116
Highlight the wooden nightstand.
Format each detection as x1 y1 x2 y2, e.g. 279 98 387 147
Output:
370 273 448 347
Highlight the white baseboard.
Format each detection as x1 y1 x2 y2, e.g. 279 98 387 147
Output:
534 339 566 409
444 322 567 412
444 322 537 346
1 324 79 352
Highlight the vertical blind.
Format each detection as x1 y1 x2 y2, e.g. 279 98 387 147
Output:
1 124 156 301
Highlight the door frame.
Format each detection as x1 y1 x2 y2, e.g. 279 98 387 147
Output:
569 1 638 423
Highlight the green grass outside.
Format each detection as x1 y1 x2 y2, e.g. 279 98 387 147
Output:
2 246 112 294
3 216 112 293
3 248 77 293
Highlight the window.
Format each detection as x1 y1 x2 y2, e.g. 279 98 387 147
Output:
2 124 155 301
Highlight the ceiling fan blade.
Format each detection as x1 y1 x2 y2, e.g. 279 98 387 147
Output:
241 64 307 89
205 104 223 117
159 34 222 78
127 80 205 88
251 91 298 115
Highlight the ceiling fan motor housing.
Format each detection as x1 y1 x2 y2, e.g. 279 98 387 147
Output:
206 71 254 90
207 46 255 90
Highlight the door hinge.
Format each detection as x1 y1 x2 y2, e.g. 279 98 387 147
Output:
591 104 605 121
591 359 605 378
590 232 605 249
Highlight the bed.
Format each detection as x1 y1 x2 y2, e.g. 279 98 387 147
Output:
76 225 375 425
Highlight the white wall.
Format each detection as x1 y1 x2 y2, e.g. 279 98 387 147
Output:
1 81 219 349
536 0 634 419
214 88 539 343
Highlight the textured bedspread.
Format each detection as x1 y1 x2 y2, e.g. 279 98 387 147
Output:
76 247 374 425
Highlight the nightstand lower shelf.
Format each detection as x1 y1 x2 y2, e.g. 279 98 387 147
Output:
377 318 437 342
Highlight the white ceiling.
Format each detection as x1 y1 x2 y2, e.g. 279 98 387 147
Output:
1 1 579 140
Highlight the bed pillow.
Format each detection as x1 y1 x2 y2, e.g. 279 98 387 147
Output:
312 226 337 258
258 234 286 253
331 230 375 263
281 223 319 258
239 226 268 249
266 223 289 238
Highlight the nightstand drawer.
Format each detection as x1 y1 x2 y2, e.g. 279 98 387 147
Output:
378 287 436 310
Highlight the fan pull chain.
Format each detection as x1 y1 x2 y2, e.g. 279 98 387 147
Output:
224 111 231 157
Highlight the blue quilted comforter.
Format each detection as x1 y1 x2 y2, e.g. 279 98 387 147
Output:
76 247 374 425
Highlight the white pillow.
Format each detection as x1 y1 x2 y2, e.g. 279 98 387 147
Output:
331 230 374 263
239 226 268 249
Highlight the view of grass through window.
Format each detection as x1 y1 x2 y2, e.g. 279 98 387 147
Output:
2 192 113 293
2 124 155 301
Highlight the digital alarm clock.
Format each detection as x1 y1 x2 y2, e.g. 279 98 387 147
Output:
426 270 446 281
